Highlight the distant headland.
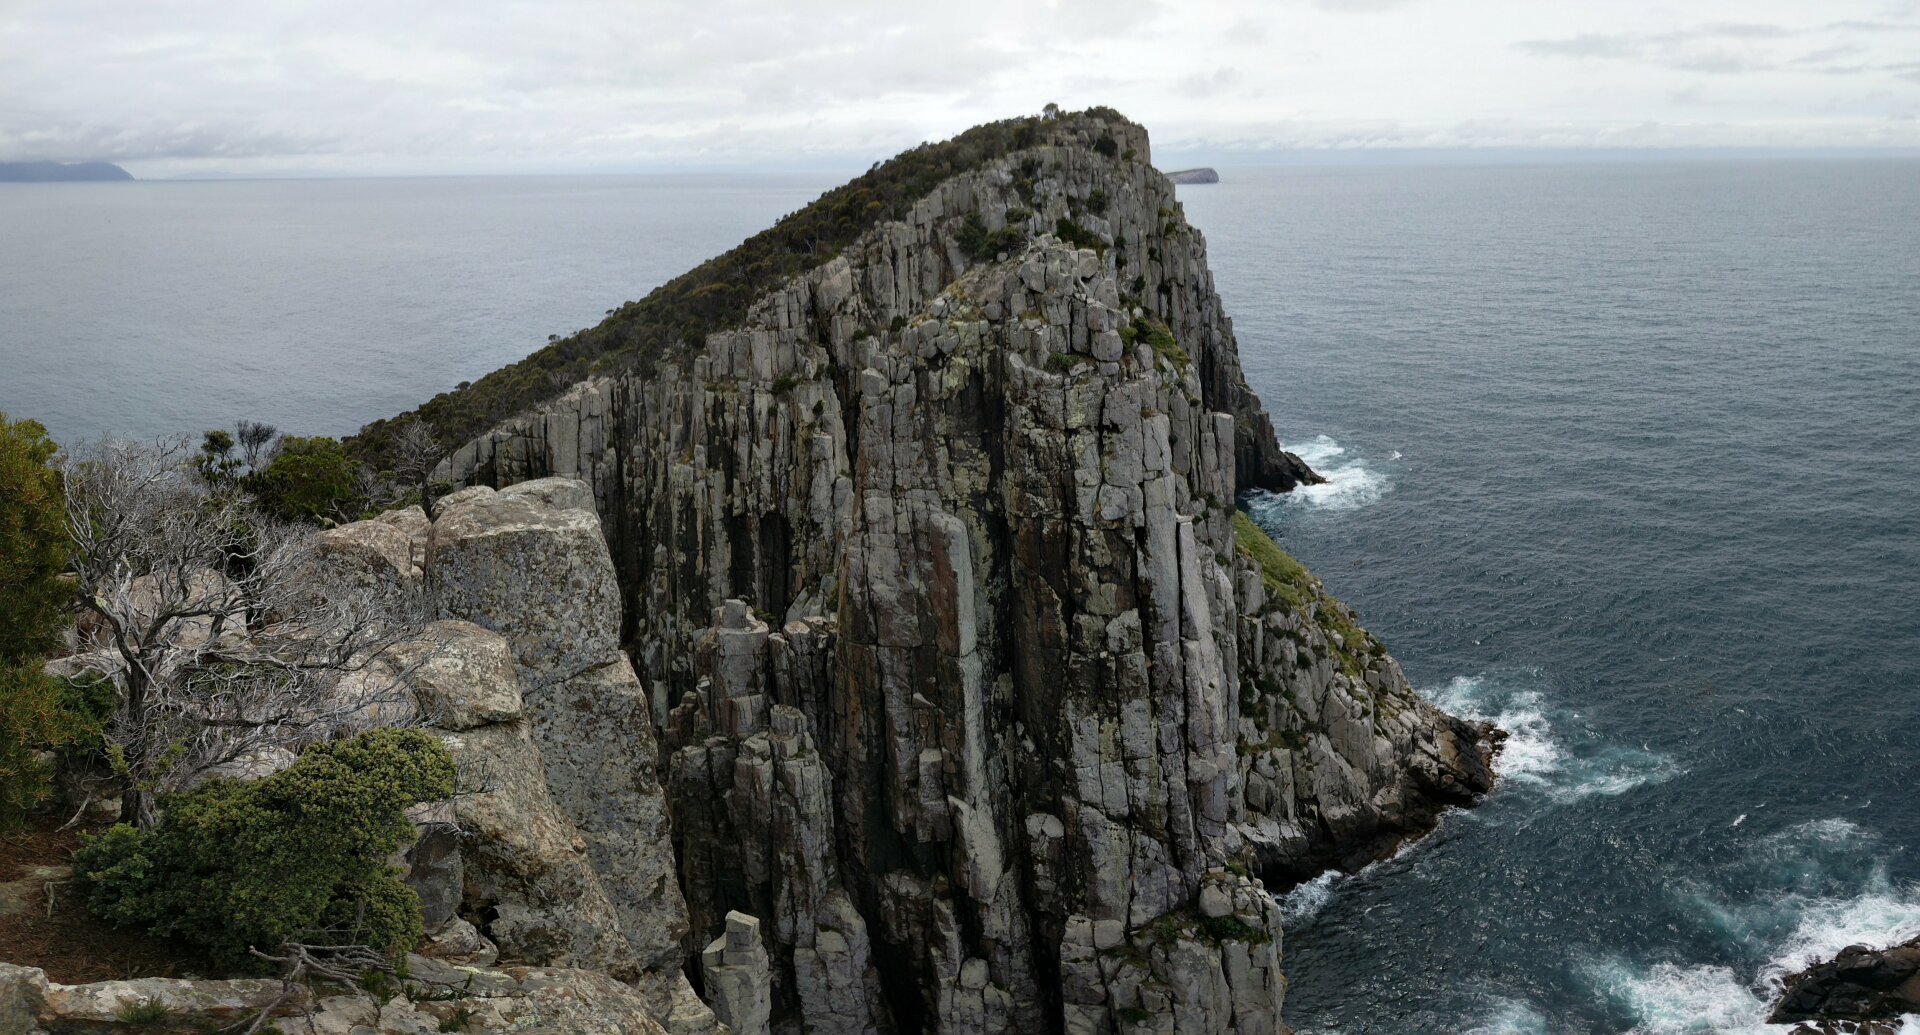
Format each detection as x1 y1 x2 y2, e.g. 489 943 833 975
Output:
1165 167 1219 184
0 160 133 182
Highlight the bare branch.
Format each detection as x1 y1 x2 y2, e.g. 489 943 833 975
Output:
61 437 431 823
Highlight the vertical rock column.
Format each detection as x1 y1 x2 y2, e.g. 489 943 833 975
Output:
425 479 704 1029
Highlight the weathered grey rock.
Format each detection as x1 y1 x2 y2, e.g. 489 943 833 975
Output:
401 798 464 933
419 917 500 968
702 911 774 1035
436 721 640 976
0 963 48 1035
421 111 1492 1034
310 519 421 597
389 619 523 729
0 958 669 1035
421 479 700 1029
427 479 622 682
36 971 310 1027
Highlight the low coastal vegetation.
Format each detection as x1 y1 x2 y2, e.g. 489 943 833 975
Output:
0 415 101 827
0 413 448 992
1232 509 1378 675
75 729 454 968
348 105 1136 469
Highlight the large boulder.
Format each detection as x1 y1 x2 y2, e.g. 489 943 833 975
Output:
426 480 621 682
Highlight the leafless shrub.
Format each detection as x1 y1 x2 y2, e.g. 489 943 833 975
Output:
63 437 426 826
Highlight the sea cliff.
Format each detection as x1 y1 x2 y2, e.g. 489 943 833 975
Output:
0 110 1497 1035
415 109 1496 1032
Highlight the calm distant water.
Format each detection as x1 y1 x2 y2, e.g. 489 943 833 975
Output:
0 174 836 444
1181 160 1920 1034
6 160 1918 1033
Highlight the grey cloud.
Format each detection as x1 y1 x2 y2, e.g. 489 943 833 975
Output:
1517 17 1920 80
1177 68 1245 99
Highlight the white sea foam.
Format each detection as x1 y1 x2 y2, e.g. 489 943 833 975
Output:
1279 870 1345 924
1267 435 1391 511
1587 820 1920 1034
1461 999 1554 1035
1428 675 1680 804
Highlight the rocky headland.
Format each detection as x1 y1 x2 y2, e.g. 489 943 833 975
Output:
2 110 1499 1034
0 161 132 182
1164 169 1219 185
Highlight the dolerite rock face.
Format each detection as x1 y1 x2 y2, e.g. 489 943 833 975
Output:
423 482 698 1023
432 113 1495 1033
1772 936 1920 1028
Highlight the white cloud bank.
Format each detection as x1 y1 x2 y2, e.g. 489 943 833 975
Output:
2 0 1917 176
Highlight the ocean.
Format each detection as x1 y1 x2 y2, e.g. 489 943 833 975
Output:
5 159 1918 1033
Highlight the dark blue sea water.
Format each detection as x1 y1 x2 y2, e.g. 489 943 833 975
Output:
1181 160 1920 1034
0 175 833 445
4 160 1917 1033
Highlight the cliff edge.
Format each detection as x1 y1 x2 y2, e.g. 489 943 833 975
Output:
383 109 1494 1033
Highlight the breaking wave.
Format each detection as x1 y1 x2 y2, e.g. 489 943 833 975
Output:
1264 434 1391 512
1583 819 1920 1033
1428 674 1681 804
1278 870 1345 925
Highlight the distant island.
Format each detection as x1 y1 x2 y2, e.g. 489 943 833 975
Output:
1165 167 1219 184
0 160 133 182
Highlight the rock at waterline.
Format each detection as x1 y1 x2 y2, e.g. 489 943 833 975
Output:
1771 935 1920 1028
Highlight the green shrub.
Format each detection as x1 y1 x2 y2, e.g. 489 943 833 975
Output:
1198 914 1268 944
0 666 107 828
0 413 68 661
116 1000 171 1024
251 436 363 523
74 729 456 967
1130 316 1189 367
955 213 1027 262
1053 217 1107 255
0 413 86 828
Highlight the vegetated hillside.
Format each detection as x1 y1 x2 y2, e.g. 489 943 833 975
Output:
347 107 1137 469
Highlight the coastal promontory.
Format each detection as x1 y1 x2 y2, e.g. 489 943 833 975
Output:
0 161 133 182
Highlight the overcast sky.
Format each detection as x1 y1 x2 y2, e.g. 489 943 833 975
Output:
4 0 1918 176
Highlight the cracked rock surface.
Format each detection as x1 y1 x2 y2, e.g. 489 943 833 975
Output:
430 112 1497 1033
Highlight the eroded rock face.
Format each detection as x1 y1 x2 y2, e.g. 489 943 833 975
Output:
298 489 706 1033
404 484 698 1028
434 112 1495 1033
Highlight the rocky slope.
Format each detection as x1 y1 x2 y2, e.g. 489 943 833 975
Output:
411 111 1498 1033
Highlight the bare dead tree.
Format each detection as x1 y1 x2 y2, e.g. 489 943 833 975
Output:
389 417 446 520
234 420 278 471
63 437 426 827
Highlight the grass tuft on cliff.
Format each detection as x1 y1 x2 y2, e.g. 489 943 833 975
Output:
350 106 1139 470
1232 510 1311 610
1232 509 1378 676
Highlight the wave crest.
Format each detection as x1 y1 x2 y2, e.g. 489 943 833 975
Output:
1428 674 1680 804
